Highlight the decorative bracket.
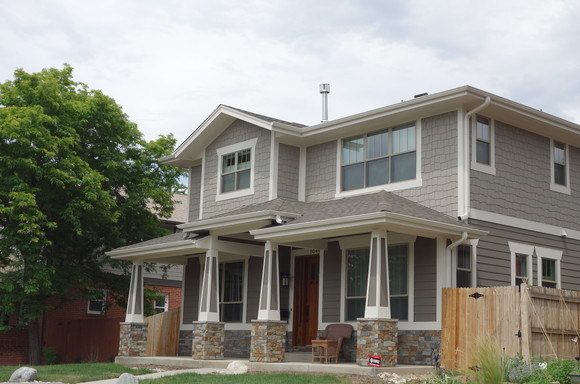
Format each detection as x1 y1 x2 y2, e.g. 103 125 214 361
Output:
469 292 484 299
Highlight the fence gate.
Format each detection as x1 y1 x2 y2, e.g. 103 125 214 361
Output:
441 286 522 371
145 308 181 356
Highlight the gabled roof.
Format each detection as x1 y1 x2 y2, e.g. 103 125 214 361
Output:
162 85 580 168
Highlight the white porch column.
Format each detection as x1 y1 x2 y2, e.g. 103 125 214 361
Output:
364 230 390 319
125 260 144 323
198 236 220 322
257 241 281 321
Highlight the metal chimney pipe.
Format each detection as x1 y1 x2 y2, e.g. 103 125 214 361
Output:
319 83 330 122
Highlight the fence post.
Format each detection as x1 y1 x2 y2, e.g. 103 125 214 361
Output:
519 283 531 363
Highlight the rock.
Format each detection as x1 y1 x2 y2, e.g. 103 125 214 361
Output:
117 373 139 384
221 361 249 375
9 367 37 383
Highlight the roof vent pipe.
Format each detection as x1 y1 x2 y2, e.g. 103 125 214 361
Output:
319 83 330 122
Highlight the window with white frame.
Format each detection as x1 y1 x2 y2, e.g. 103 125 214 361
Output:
536 247 562 289
153 293 169 314
456 245 472 288
509 242 534 286
345 245 409 321
219 261 244 322
341 124 416 191
471 116 495 175
87 290 106 314
550 140 570 194
216 138 257 201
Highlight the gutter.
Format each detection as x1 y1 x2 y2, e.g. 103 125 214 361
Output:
460 96 491 220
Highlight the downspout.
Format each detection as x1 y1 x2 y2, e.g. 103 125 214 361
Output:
460 96 491 220
445 231 468 288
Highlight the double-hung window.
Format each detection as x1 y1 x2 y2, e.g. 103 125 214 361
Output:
345 245 409 321
87 290 107 314
471 116 495 175
221 149 251 193
514 253 529 286
153 293 169 314
550 139 570 194
456 245 472 288
536 247 562 289
341 124 416 191
219 261 244 322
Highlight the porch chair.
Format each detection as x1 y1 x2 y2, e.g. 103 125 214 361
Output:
312 323 353 363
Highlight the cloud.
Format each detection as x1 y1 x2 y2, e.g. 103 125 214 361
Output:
1 0 579 142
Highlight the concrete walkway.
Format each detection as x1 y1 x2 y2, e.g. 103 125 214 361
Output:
81 368 219 384
114 355 434 377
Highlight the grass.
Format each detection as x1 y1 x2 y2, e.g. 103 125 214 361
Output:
140 373 352 384
0 363 152 383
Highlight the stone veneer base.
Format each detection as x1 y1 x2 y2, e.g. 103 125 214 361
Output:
356 318 398 367
192 321 224 360
398 330 441 365
118 322 148 357
250 320 286 362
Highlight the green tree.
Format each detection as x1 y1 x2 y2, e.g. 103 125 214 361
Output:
0 65 184 364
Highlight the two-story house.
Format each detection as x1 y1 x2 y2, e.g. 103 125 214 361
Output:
108 85 580 366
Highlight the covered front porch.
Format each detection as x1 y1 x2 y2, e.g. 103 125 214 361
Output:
107 192 485 366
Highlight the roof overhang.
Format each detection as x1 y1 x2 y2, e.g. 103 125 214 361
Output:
106 239 201 261
178 209 303 236
250 211 487 243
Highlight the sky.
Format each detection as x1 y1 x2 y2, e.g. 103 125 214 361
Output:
2 0 580 144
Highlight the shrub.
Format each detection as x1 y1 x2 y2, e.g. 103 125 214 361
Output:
471 340 508 384
42 348 58 365
547 359 575 384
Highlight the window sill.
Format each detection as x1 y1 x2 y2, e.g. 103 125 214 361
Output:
550 183 571 195
471 161 496 176
215 187 255 201
335 178 422 198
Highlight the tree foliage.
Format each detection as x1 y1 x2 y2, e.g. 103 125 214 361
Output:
0 65 183 336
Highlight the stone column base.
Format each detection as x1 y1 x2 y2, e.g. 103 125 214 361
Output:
192 321 224 359
356 318 398 367
250 320 286 362
118 322 148 357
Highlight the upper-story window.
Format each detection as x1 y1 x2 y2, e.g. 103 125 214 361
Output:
471 116 496 175
221 149 251 193
341 124 416 191
550 139 570 194
215 138 257 201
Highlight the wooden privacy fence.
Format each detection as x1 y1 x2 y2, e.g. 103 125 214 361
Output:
441 284 580 372
145 308 180 356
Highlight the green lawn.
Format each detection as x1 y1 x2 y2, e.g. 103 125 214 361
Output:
0 363 152 383
140 373 351 384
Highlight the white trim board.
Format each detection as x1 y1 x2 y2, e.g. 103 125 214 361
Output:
470 209 580 240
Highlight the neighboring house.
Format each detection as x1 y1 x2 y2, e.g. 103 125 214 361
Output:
109 86 579 365
0 194 187 365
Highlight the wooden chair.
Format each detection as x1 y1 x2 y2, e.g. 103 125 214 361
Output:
313 323 353 363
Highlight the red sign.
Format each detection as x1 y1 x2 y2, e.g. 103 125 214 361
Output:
368 355 381 367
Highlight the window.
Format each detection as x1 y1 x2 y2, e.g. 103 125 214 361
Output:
536 246 562 289
219 261 244 322
475 117 491 165
215 138 257 201
345 245 409 321
514 253 529 286
471 116 496 175
509 242 534 286
456 245 472 288
87 290 106 314
153 293 169 314
341 124 416 191
550 139 570 194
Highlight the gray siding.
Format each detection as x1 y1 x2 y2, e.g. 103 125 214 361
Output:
182 257 201 324
322 241 342 323
202 120 271 219
277 144 300 200
245 256 263 323
413 237 437 322
188 165 202 221
471 120 580 229
395 112 458 217
305 141 337 202
303 112 458 217
472 219 580 291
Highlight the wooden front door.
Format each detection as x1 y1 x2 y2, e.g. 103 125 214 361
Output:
292 255 319 346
